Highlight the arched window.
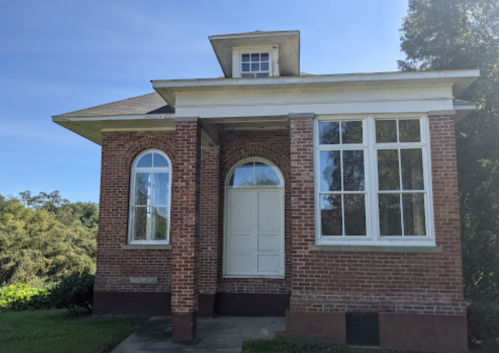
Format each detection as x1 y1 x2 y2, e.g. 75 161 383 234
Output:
227 159 284 187
129 150 171 244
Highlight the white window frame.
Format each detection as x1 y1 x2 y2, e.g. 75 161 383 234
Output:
313 115 436 247
128 149 172 245
232 46 279 78
223 157 285 278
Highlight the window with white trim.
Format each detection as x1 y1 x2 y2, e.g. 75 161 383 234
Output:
128 150 171 244
240 52 270 78
232 46 279 78
314 116 434 246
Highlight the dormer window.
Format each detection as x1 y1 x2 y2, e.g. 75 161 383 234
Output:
232 46 279 78
241 52 270 77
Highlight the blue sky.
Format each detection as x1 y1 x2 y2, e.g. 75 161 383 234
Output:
0 0 408 203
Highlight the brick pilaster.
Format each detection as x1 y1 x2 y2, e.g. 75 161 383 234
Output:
288 117 315 310
198 146 220 317
171 120 200 343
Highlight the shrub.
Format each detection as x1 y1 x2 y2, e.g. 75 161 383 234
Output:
0 283 51 312
49 272 94 315
468 301 499 351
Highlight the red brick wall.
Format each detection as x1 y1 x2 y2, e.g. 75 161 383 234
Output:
198 147 220 295
288 116 466 316
216 130 292 294
95 131 175 293
171 121 200 315
96 115 465 317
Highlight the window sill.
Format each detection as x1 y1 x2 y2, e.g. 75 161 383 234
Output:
309 244 443 253
223 274 285 279
121 244 172 250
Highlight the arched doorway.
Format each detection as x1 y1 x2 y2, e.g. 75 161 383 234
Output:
224 158 285 278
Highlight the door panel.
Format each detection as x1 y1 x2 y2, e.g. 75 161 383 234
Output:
257 234 280 252
229 254 253 273
257 190 282 232
257 254 280 272
229 234 252 252
229 191 253 232
225 188 284 277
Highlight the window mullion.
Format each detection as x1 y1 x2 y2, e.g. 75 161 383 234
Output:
369 117 379 242
340 150 345 236
130 171 136 243
397 148 405 236
148 173 154 241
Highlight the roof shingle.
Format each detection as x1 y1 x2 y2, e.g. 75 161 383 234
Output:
53 92 172 117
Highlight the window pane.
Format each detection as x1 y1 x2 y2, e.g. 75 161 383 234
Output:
342 121 363 144
242 74 255 78
153 153 169 167
401 149 424 190
379 194 402 236
377 150 400 190
320 151 341 191
376 120 397 143
343 150 364 191
230 163 254 186
256 73 269 77
152 206 168 240
344 194 366 236
320 194 342 236
134 173 151 205
133 207 148 241
319 122 340 144
242 63 250 72
251 63 259 71
261 62 269 71
242 54 250 62
255 163 280 186
152 172 169 205
261 53 269 61
136 153 152 168
403 194 426 236
399 120 421 142
251 53 259 61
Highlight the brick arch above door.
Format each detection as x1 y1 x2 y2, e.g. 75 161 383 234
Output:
221 143 291 183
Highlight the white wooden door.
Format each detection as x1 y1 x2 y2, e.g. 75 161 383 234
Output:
225 188 284 277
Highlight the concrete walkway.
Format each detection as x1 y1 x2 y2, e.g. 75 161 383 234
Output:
111 316 285 353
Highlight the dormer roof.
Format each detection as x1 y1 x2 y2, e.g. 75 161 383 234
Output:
209 30 300 78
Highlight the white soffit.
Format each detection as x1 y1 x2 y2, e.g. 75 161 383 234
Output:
209 30 300 78
52 115 175 145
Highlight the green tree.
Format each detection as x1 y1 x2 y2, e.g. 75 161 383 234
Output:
399 0 499 301
0 191 98 286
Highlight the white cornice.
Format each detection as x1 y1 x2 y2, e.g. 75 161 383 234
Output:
152 70 479 107
52 114 175 122
209 30 300 41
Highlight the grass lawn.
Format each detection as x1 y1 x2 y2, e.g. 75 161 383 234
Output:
242 340 407 353
0 309 146 353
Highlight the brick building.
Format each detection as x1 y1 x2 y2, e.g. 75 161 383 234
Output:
53 31 478 352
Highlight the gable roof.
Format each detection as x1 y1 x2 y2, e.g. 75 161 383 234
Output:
53 92 173 118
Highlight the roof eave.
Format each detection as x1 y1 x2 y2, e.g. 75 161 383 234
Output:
152 69 480 108
52 113 176 145
453 101 477 122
